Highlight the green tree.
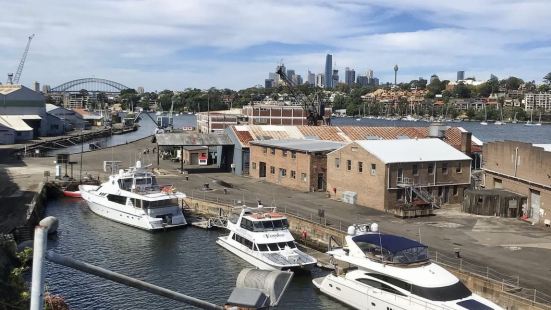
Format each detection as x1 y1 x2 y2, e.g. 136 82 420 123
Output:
504 76 523 90
453 82 471 98
428 78 444 94
543 72 551 84
466 108 476 119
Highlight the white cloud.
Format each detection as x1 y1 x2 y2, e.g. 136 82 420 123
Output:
0 0 549 89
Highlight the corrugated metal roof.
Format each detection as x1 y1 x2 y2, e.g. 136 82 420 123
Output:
0 115 34 131
354 138 472 164
250 139 346 152
156 132 233 146
227 125 481 152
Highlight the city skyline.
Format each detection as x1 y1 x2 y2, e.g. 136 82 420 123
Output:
1 0 551 90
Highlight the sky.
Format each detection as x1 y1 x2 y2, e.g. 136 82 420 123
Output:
1 0 551 91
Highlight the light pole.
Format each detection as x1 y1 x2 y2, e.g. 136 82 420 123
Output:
394 64 399 86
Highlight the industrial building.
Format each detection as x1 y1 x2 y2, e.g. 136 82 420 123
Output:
483 141 551 226
242 104 332 126
46 104 86 130
225 124 481 176
326 139 472 216
249 139 344 192
196 111 240 133
0 84 56 143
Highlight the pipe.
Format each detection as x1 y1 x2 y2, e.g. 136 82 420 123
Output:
30 216 59 310
514 147 519 177
45 251 223 310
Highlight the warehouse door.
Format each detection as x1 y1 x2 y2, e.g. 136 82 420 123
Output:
190 153 199 165
530 189 541 223
259 162 266 178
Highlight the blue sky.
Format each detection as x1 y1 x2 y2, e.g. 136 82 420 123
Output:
1 0 550 91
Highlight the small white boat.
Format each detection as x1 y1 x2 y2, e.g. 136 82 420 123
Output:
480 121 488 125
313 224 503 310
217 204 317 270
494 121 504 125
79 161 187 231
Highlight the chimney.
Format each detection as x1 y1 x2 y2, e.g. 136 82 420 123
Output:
461 131 472 155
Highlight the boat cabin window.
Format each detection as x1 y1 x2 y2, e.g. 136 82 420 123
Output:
257 244 269 251
366 273 412 292
118 178 133 191
267 243 279 251
240 218 254 231
411 281 471 301
248 219 289 232
232 234 253 249
107 194 127 205
141 199 179 208
356 278 406 296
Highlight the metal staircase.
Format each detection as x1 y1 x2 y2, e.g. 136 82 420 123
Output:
396 177 440 209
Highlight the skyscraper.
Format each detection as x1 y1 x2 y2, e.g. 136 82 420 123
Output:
457 71 465 81
367 69 374 79
324 54 332 88
137 86 145 94
344 67 355 86
307 70 315 85
316 73 325 88
332 69 339 87
33 81 40 92
393 64 399 86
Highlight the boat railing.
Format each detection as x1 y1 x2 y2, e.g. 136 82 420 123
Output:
132 184 176 194
368 291 447 310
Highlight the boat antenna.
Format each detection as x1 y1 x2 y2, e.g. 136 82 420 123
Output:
378 230 384 265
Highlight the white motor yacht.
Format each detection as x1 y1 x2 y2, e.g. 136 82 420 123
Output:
79 161 187 231
313 224 503 310
217 205 317 270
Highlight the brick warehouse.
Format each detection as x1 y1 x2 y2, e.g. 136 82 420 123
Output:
483 141 551 226
249 139 345 192
326 138 472 215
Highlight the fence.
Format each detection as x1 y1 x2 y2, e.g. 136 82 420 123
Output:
186 191 551 309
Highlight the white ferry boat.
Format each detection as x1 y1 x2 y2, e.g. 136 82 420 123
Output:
217 205 317 270
313 224 503 310
79 161 187 231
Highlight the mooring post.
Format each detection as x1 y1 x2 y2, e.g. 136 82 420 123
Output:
30 216 59 310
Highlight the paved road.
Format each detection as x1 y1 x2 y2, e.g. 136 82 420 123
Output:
13 137 551 296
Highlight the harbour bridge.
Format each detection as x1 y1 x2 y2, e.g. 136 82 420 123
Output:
50 78 131 94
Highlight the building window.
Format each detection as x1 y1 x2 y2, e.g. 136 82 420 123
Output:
301 173 307 182
412 164 418 176
262 147 267 154
428 163 434 175
456 163 462 173
371 163 376 175
335 158 340 168
351 146 358 152
453 186 458 196
252 162 257 169
347 160 352 171
358 162 363 173
270 166 275 174
397 190 403 201
291 151 296 159
282 150 288 157
442 163 448 175
279 168 287 177
291 170 296 179
270 148 275 155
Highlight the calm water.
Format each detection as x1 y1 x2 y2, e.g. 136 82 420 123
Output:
44 198 347 309
331 117 551 144
49 114 197 155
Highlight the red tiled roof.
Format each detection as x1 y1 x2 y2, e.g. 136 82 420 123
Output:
234 130 253 146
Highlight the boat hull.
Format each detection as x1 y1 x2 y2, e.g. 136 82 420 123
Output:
216 236 315 271
79 185 187 231
63 190 81 198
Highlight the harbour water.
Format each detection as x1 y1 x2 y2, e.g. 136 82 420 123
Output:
49 114 551 157
43 198 347 309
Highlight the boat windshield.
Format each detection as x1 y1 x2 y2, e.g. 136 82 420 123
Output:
246 219 289 232
256 241 296 252
353 234 429 264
